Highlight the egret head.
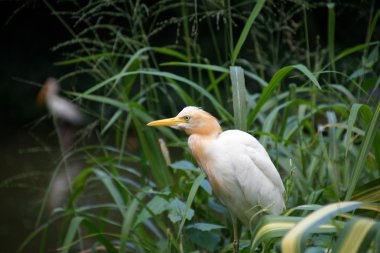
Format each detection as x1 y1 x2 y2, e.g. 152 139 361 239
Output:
37 78 59 105
147 106 222 135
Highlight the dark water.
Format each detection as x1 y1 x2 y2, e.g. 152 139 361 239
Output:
0 124 59 253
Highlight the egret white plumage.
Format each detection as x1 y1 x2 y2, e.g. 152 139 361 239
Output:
37 78 83 125
147 106 285 252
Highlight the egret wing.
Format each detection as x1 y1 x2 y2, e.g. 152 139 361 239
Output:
218 130 285 215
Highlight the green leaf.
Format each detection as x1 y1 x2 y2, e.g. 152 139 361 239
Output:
120 191 146 253
230 66 247 131
135 196 171 226
168 197 194 223
94 169 125 215
345 100 380 200
281 201 365 253
131 105 173 188
170 160 197 171
334 218 380 253
54 52 114 65
247 64 320 126
345 103 371 157
231 0 266 64
200 179 212 195
177 173 206 238
186 223 225 231
352 178 380 205
188 230 221 252
60 217 85 253
251 215 339 250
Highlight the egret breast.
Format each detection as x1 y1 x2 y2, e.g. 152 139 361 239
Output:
188 134 226 199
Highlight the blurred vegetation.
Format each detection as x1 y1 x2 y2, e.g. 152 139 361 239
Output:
11 0 380 252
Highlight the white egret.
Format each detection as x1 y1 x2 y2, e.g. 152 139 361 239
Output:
148 106 285 252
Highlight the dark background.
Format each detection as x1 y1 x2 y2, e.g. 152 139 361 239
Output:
0 2 70 252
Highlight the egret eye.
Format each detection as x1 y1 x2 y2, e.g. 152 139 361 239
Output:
184 115 191 121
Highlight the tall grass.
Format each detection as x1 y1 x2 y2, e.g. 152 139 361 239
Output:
19 0 380 252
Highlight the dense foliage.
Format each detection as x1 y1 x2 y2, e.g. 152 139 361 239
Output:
20 0 380 252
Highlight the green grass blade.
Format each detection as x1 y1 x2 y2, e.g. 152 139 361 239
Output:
94 169 126 214
247 64 320 126
251 215 339 250
345 103 371 156
231 0 266 65
161 62 229 73
54 53 115 65
365 8 380 47
345 100 380 200
353 178 380 203
60 216 85 253
327 3 336 76
230 66 247 131
131 105 173 188
120 191 146 253
162 61 268 86
153 47 188 61
177 172 206 239
81 219 117 253
101 109 123 135
281 201 365 253
334 218 380 253
331 42 380 65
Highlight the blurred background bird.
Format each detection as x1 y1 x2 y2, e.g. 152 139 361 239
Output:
37 77 83 126
37 77 84 209
148 106 285 252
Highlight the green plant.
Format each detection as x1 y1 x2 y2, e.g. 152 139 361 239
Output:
18 0 380 252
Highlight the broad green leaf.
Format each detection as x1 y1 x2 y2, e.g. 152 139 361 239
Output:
251 215 339 250
135 196 171 226
168 197 194 223
200 179 212 195
153 47 188 61
101 109 123 135
327 3 336 73
334 218 380 253
161 62 229 73
188 230 221 252
170 160 197 171
186 223 225 231
281 201 365 253
352 179 380 212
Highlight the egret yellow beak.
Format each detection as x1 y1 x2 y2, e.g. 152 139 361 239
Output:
147 117 185 126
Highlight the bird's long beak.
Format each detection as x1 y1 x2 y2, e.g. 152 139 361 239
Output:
147 117 185 127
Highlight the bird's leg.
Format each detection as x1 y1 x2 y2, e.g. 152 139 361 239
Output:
231 214 239 253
